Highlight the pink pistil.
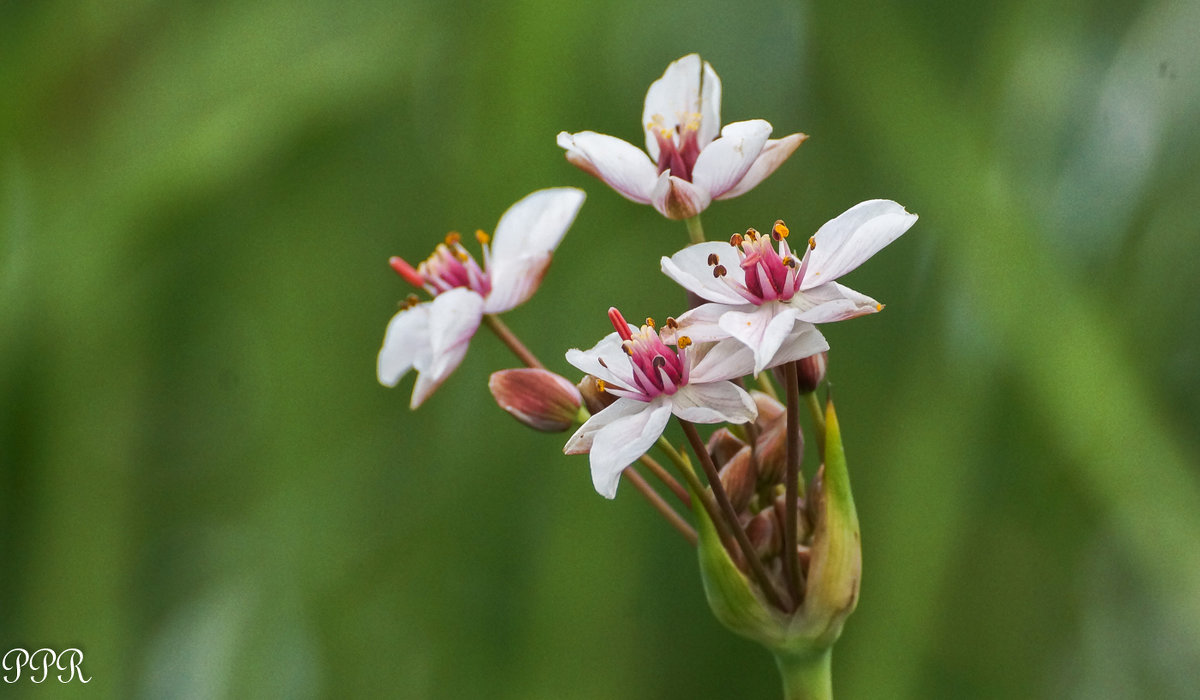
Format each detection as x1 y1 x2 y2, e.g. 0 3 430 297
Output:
651 122 702 182
604 307 690 401
708 227 806 305
389 236 492 298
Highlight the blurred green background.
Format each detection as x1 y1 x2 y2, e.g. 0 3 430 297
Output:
3 0 1199 697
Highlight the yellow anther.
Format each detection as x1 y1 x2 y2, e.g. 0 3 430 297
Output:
745 227 760 240
445 231 461 245
622 342 634 356
773 220 790 239
475 229 490 245
808 236 816 250
876 303 885 312
596 379 608 393
645 317 655 328
676 336 692 349
454 249 469 262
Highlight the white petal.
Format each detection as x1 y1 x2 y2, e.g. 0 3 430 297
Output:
791 282 882 322
691 120 772 200
484 254 551 314
670 382 757 424
410 339 471 409
563 396 648 455
426 288 484 380
717 303 800 374
642 54 704 161
377 303 432 387
666 302 743 345
490 187 585 264
698 59 722 150
800 199 918 290
483 186 584 314
661 241 748 305
686 336 757 383
717 132 807 200
564 331 638 388
588 398 673 499
651 172 712 220
765 323 830 367
557 131 658 204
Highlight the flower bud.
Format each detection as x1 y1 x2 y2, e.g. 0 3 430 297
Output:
689 397 861 666
754 412 791 488
796 351 828 394
576 375 616 414
489 369 582 432
751 390 785 424
718 445 757 513
707 427 748 468
745 510 781 559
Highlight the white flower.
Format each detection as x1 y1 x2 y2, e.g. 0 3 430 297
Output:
377 187 585 408
564 308 827 498
660 199 917 373
557 54 806 220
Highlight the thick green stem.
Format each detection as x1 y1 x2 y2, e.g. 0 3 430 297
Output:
774 649 833 700
684 215 706 244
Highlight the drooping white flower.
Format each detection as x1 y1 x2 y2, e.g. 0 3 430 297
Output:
378 187 585 408
660 199 917 373
557 54 806 220
564 308 827 498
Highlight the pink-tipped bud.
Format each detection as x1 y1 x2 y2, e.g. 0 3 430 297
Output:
752 390 786 424
755 414 791 489
750 391 791 488
576 375 616 413
488 369 582 433
745 510 781 559
707 427 748 468
796 351 828 394
718 445 757 514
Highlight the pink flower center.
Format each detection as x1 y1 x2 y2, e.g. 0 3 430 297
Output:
706 221 812 305
601 308 692 402
390 231 492 297
648 113 702 182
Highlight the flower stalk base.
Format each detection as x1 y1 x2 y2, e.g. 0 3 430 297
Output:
774 648 833 700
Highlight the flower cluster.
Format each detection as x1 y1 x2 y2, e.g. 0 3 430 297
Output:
376 53 917 693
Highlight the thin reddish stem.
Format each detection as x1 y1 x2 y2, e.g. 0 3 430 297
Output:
482 314 544 370
679 419 790 612
783 361 803 605
624 467 697 545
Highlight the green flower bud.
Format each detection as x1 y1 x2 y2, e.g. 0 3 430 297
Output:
689 398 860 667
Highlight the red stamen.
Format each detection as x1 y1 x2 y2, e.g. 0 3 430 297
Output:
608 307 634 341
389 256 426 289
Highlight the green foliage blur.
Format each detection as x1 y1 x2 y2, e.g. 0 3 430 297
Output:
3 0 1199 697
